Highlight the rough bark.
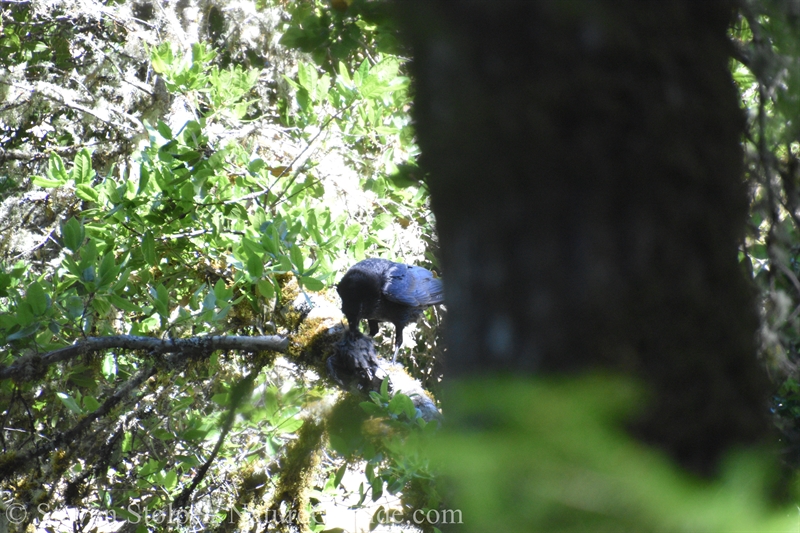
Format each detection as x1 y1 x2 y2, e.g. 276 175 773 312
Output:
397 0 770 473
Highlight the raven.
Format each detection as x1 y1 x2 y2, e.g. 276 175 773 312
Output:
337 258 444 362
326 329 384 391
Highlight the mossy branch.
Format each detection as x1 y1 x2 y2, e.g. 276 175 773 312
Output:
0 334 288 382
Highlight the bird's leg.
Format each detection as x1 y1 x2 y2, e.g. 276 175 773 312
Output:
392 328 404 363
368 319 379 337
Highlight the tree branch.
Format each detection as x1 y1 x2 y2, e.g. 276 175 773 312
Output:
0 334 289 382
0 363 157 481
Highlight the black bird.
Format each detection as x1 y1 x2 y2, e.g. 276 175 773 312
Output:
326 329 384 391
337 258 444 362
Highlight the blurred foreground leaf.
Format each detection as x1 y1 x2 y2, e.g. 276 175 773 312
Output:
431 376 796 533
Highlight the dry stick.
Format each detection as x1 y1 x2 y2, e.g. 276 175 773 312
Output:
172 368 261 509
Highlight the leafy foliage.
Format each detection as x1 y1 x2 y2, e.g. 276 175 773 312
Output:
5 0 800 531
0 0 442 530
0 0 136 179
732 1 800 466
278 0 402 74
435 376 795 533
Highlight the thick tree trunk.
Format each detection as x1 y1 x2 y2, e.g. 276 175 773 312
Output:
398 0 769 473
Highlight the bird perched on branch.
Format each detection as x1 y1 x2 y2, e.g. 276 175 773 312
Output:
337 258 444 362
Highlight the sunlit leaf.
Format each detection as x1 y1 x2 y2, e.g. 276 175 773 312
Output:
57 392 84 415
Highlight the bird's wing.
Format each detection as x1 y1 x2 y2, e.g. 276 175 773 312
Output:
382 263 444 307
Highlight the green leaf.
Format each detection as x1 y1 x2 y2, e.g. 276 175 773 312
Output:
138 459 162 478
300 276 324 291
91 296 111 316
344 224 361 240
370 474 383 501
121 432 133 453
334 462 347 488
32 176 67 188
150 43 173 74
388 393 416 420
137 165 151 195
72 148 94 184
157 121 173 140
172 396 194 411
76 183 99 202
151 283 169 317
386 478 404 495
62 217 85 252
282 73 301 91
164 469 178 491
214 278 232 301
101 353 117 379
182 428 209 441
27 281 49 316
297 88 311 111
81 238 98 265
369 390 383 405
290 246 304 272
278 24 303 47
373 212 393 231
6 323 41 341
153 429 174 441
298 62 315 94
83 396 101 413
258 279 275 300
202 290 216 312
247 253 264 278
173 149 202 163
112 268 133 292
142 232 156 267
108 293 140 313
48 153 68 182
356 483 368 507
97 252 119 288
81 266 96 287
278 254 293 273
338 61 351 85
57 392 84 415
277 415 304 434
354 234 365 259
212 392 229 406
0 273 10 297
262 226 279 255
